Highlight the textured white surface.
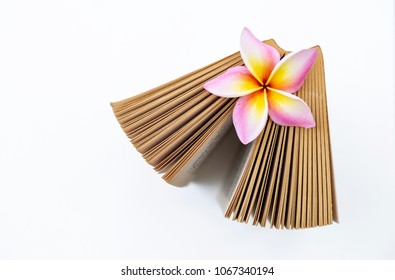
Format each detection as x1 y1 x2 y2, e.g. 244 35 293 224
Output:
0 0 394 259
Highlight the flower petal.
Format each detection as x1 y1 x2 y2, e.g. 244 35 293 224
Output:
233 90 268 144
203 66 263 98
267 87 315 127
266 49 318 93
240 27 280 84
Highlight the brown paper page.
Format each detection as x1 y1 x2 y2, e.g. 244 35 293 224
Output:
166 104 234 186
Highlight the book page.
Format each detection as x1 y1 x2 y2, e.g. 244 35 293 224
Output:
168 111 233 186
217 141 254 213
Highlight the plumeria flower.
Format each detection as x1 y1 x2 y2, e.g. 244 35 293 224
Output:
204 28 318 144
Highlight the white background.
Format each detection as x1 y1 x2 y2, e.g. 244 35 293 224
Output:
0 0 394 259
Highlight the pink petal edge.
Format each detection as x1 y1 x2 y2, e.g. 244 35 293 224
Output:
233 90 269 144
266 49 318 93
266 87 315 128
240 27 280 85
203 66 262 98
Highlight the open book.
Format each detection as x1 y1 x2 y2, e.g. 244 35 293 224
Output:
111 40 337 229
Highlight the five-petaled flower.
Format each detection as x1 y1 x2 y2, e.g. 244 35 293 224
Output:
204 28 318 144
